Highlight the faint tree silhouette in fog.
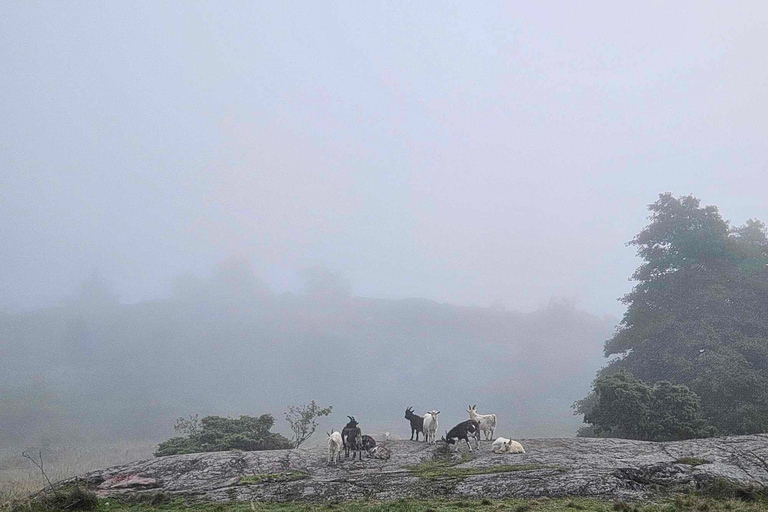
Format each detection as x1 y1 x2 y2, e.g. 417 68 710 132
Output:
300 266 351 301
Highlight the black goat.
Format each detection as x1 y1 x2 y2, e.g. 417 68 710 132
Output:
404 406 424 441
361 435 377 456
441 419 480 451
341 416 359 453
344 427 363 460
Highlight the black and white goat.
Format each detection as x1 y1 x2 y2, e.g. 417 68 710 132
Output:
361 434 377 455
404 406 424 441
441 419 481 451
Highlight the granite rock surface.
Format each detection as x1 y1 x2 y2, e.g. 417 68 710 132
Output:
59 435 768 503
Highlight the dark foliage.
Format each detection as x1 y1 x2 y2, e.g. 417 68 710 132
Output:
581 371 716 441
8 487 99 512
578 193 768 436
154 414 291 456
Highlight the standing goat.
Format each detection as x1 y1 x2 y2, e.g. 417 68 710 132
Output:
341 416 359 453
442 419 480 451
422 410 440 444
467 405 497 440
344 427 363 460
404 406 424 441
327 431 343 465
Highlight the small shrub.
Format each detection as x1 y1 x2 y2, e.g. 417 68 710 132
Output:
699 477 767 501
155 414 292 456
13 487 99 512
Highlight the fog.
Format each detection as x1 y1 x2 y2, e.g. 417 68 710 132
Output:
1 3 767 446
1 267 614 445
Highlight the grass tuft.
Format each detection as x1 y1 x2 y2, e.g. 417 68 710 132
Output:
406 454 555 481
238 471 309 485
673 458 710 467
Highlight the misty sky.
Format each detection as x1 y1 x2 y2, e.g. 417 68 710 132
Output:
2 2 767 316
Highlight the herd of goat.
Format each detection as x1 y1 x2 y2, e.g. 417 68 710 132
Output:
326 405 525 465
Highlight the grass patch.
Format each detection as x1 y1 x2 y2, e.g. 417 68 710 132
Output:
11 495 768 512
82 497 627 512
406 455 556 481
238 471 309 484
673 457 710 467
4 486 98 512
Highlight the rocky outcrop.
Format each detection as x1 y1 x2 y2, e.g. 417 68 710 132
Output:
60 435 768 503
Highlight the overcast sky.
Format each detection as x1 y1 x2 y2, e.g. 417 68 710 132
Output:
2 1 766 316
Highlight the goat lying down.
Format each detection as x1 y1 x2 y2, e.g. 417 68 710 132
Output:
368 445 391 460
492 437 525 454
361 435 377 456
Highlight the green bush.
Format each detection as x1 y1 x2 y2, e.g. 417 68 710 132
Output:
8 487 98 512
155 414 291 456
580 371 716 441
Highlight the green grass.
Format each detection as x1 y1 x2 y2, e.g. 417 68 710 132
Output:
9 493 768 512
55 496 768 512
672 457 710 467
238 471 309 485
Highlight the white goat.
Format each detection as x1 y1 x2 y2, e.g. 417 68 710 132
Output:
327 431 343 465
492 437 525 454
422 410 440 444
467 405 497 440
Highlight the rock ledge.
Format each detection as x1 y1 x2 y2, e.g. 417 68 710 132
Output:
60 435 768 502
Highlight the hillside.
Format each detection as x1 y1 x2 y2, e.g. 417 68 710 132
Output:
0 295 614 444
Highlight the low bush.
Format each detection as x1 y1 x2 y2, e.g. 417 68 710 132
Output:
155 414 291 456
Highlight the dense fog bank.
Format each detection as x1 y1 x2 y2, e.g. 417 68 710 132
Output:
0 284 613 447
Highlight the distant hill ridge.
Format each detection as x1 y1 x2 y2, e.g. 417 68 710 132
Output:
1 295 614 443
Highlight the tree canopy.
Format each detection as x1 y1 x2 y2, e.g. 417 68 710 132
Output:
582 371 715 441
579 193 768 437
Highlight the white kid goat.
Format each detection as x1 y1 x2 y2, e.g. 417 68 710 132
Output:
422 410 440 444
492 437 525 454
327 431 343 465
467 405 497 440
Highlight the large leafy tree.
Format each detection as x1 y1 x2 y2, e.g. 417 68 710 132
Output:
580 193 768 436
